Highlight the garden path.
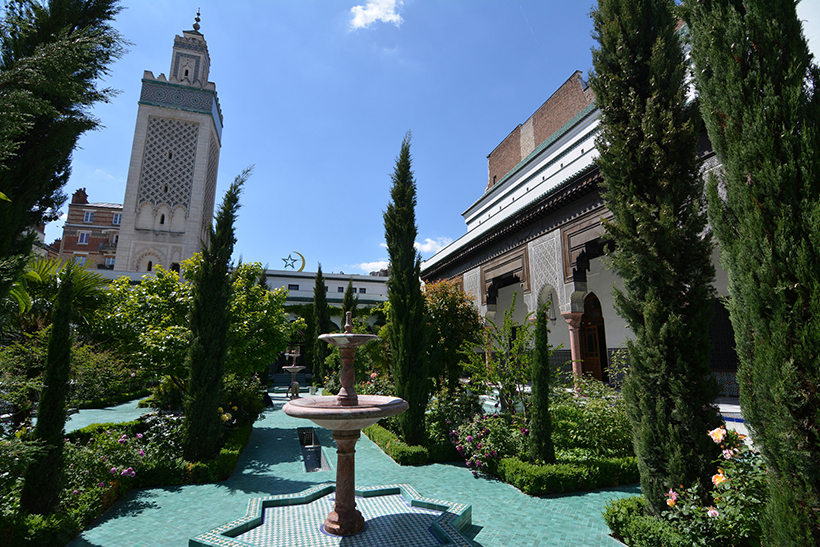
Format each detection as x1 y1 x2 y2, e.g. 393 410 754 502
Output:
65 393 639 547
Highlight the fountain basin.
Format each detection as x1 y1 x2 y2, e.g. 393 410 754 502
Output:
284 395 408 430
318 332 377 348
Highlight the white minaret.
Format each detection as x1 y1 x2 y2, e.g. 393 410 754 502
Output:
115 12 223 273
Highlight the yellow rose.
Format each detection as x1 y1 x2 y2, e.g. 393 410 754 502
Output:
217 407 224 414
666 499 676 507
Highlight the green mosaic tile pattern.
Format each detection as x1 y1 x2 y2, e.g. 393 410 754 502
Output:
191 483 473 547
67 395 641 547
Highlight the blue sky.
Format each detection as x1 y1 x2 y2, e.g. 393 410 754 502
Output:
47 0 820 275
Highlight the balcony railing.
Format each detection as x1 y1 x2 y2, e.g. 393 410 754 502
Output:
98 242 117 252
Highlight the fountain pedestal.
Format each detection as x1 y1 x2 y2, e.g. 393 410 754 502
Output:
283 312 408 537
323 430 364 535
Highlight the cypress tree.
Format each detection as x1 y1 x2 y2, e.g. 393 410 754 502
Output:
182 168 249 462
20 262 74 513
529 304 555 464
685 1 820 542
590 0 722 514
312 264 332 385
384 132 428 446
341 278 358 324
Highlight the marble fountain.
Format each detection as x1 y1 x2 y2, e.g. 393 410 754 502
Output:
189 312 473 547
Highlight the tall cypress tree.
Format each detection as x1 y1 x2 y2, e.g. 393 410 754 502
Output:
341 278 358 323
20 262 74 513
384 132 428 446
312 264 332 385
590 0 722 514
686 1 820 543
529 304 555 464
182 168 249 462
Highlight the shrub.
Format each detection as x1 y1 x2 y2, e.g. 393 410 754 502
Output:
0 413 253 546
497 456 639 495
363 424 429 465
451 412 527 475
603 496 688 547
425 386 482 444
663 427 766 546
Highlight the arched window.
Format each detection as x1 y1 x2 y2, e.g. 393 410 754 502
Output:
147 261 153 272
160 214 165 225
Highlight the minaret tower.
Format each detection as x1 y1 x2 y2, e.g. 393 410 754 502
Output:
115 12 223 272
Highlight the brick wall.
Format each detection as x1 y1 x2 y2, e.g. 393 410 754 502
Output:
58 200 122 269
486 71 595 192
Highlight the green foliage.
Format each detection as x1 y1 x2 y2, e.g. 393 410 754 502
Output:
496 456 639 496
20 262 74 514
183 168 248 462
530 303 555 463
384 132 428 446
424 278 482 392
312 265 333 386
97 267 191 388
590 0 722 514
604 496 688 547
0 413 252 546
424 385 482 446
663 427 766 546
221 373 265 427
341 277 358 324
550 398 633 459
0 0 124 264
227 262 296 377
451 412 528 475
7 256 109 338
685 1 820 543
465 292 534 417
362 424 429 466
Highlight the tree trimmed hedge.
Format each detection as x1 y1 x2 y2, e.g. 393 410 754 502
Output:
496 456 639 496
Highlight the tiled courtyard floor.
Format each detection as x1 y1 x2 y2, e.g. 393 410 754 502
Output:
66 394 641 547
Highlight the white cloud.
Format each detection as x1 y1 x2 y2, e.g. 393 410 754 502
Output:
350 0 403 30
414 237 452 255
351 260 389 273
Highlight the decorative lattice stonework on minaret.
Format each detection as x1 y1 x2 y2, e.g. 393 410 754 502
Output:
200 136 219 240
136 117 199 214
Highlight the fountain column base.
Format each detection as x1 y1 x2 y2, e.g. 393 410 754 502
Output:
324 429 365 536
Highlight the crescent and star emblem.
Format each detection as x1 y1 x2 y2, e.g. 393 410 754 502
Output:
282 252 306 272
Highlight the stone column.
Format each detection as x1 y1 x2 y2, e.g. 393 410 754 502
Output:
324 429 365 536
337 346 358 407
562 312 584 377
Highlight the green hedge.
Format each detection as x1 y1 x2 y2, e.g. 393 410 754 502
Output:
495 456 639 495
603 496 688 547
363 424 461 465
74 390 151 410
364 424 429 465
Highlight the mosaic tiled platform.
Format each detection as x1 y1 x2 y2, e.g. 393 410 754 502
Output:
189 483 472 547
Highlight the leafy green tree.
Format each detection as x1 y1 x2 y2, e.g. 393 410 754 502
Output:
312 265 333 386
19 261 74 514
465 291 533 417
183 168 249 462
384 132 428 446
590 0 722 514
424 278 482 393
529 303 555 464
0 0 124 263
97 266 192 389
226 261 296 378
685 1 820 542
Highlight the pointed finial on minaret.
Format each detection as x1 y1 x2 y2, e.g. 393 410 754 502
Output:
193 8 201 32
